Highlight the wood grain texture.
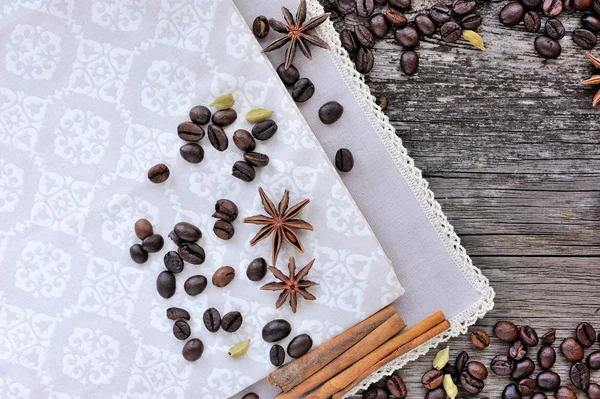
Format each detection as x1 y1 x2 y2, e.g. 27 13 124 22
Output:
323 0 600 396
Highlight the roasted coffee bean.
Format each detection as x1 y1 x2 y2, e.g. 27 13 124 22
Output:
340 29 359 54
530 392 547 399
355 47 374 73
430 4 452 23
173 320 191 340
425 388 446 399
208 125 228 151
213 220 234 240
356 0 375 17
276 63 300 86
180 143 204 164
491 354 515 376
177 121 205 142
542 0 562 15
575 0 593 10
142 234 164 253
363 387 388 399
386 7 408 27
499 2 525 26
545 18 565 40
390 0 411 9
588 350 600 370
292 78 315 102
582 14 600 32
576 322 596 347
455 351 469 373
135 218 153 240
189 105 211 125
182 338 203 361
509 340 528 361
452 0 476 15
421 369 444 389
241 394 259 399
319 101 344 124
369 14 389 38
503 384 522 399
336 0 356 15
203 307 221 332
232 161 255 182
442 364 458 384
519 326 539 347
521 0 543 8
253 15 270 38
541 330 556 345
561 337 584 362
512 357 535 379
214 199 238 222
460 371 484 394
335 148 354 172
178 242 205 264
168 230 184 246
213 266 235 287
524 11 541 32
466 361 488 380
270 344 285 366
440 21 462 43
401 50 419 75
164 251 184 273
184 275 207 296
355 25 376 48
461 14 483 30
287 334 312 358
470 329 490 349
167 307 190 321
252 120 278 140
221 311 243 332
564 0 576 11
518 378 536 396
156 270 176 298
386 373 407 398
130 244 148 264
247 257 268 281
395 25 420 48
570 362 590 390
494 321 519 342
233 129 256 152
589 383 600 399
555 386 576 399
537 370 561 391
534 36 561 59
415 14 436 36
174 222 201 242
262 319 292 342
244 152 269 167
148 163 169 183
537 346 556 369
376 95 388 111
212 109 237 127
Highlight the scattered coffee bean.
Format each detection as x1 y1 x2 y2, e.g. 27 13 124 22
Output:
537 346 556 369
270 344 286 366
213 199 238 222
576 322 596 347
177 121 205 142
276 63 300 86
156 270 176 298
588 350 600 370
499 2 525 26
570 361 590 390
537 370 561 391
336 0 356 14
335 148 354 172
509 340 528 361
356 0 375 17
541 330 556 345
233 129 256 152
242 394 259 399
221 311 243 332
386 7 408 27
134 218 153 240
340 29 359 53
466 361 487 380
531 392 547 399
253 15 270 38
534 36 561 59
232 161 256 182
173 320 191 340
174 222 201 243
542 0 563 16
182 338 203 361
180 143 204 164
244 152 270 167
561 337 584 362
148 163 170 183
292 78 315 102
390 0 411 9
470 329 490 349
582 14 600 32
247 257 268 281
455 351 469 373
213 266 235 287
395 25 420 48
440 21 462 43
386 373 407 398
502 383 521 399
460 370 484 394
545 18 565 40
355 47 375 73
415 13 436 36
167 307 190 321
575 0 593 10
178 242 206 264
184 275 207 296
252 120 278 140
461 13 483 30
424 387 446 399
524 11 541 32
422 369 444 389
519 326 539 347
355 25 376 48
376 95 388 111
208 125 228 151
430 4 452 23
203 307 221 332
401 50 419 75
363 387 389 399
491 354 515 376
319 101 344 124
189 105 211 125
130 244 148 264
164 251 184 273
263 319 292 342
494 321 519 342
287 334 313 358
518 378 536 396
213 220 234 240
511 357 535 379
453 0 476 14
555 386 576 399
522 0 543 7
589 383 600 399
369 13 389 38
142 234 164 253
212 109 237 127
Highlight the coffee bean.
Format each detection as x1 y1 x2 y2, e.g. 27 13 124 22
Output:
519 326 539 347
292 78 315 102
355 25 376 48
512 357 535 379
531 392 547 399
213 220 234 240
582 14 600 32
386 373 407 398
244 152 269 167
336 0 356 14
212 109 237 127
570 362 590 390
466 361 488 380
537 346 556 369
415 14 436 36
502 384 522 399
425 388 446 399
276 63 300 86
262 319 292 342
253 15 270 38
541 330 556 345
355 47 374 73
178 242 205 264
182 338 203 361
537 370 561 391
356 0 375 17
221 311 243 332
588 350 600 370
177 121 205 142
270 344 285 366
180 143 204 164
499 2 525 26
319 101 344 124
252 120 278 140
233 129 256 152
494 321 519 342
390 0 411 9
173 320 191 340
363 387 389 399
148 163 169 183
376 95 388 111
369 14 389 38
442 364 458 384
491 354 515 376
401 50 419 75
545 18 565 40
142 234 164 253
524 11 541 32
242 394 259 399
421 369 444 389
164 251 184 273
184 275 207 296
452 0 476 15
521 0 542 8
564 0 576 10
386 7 407 27
208 125 228 151
156 270 176 298
430 4 452 23
167 307 190 321
561 337 584 362
130 244 148 264
395 25 420 48
589 384 600 399
518 378 536 396
174 222 201 242
189 105 211 125
509 340 528 361
232 161 255 182
576 322 596 347
213 199 238 222
335 148 354 172
213 266 235 287
542 0 562 15
460 14 482 30
470 329 490 349
340 29 359 54
455 351 469 373
534 36 561 59
247 257 268 281
555 386 576 399
135 218 153 240
575 0 593 10
460 371 484 394
203 307 221 332
440 21 462 43
287 334 312 358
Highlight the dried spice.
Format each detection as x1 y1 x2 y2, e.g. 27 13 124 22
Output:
261 256 318 313
462 30 485 51
582 52 600 107
210 93 235 109
228 339 251 358
246 108 274 123
433 346 450 369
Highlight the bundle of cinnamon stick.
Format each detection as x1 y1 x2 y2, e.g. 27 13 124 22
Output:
267 305 450 399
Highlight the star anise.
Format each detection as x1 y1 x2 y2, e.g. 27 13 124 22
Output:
262 0 331 70
582 52 600 107
261 256 318 313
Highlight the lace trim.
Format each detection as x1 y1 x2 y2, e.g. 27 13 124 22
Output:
306 1 495 395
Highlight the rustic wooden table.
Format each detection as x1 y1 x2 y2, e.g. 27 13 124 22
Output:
327 0 600 397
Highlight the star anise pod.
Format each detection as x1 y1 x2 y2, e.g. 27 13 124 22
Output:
243 187 313 265
262 0 331 70
582 52 600 107
261 256 318 313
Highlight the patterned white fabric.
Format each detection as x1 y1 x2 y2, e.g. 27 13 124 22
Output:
0 1 405 398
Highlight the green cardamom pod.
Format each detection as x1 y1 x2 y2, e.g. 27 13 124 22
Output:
443 374 458 399
210 93 235 109
246 108 274 123
228 339 251 358
432 346 450 370
462 30 485 51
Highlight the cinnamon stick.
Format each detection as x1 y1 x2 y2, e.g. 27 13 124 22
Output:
268 304 398 392
275 312 406 399
331 319 451 399
305 311 447 399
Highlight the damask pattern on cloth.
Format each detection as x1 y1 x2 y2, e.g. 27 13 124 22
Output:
0 1 404 398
